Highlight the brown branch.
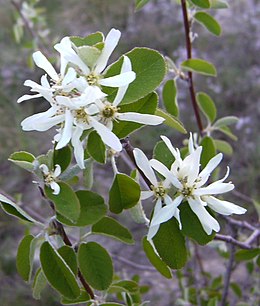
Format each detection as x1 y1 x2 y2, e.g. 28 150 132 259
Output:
214 233 252 250
180 0 204 134
38 186 95 299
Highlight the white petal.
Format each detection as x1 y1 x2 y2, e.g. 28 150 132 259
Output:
184 146 202 185
188 197 220 234
50 182 60 195
90 118 122 152
39 164 49 175
17 93 42 103
60 56 68 77
160 136 180 160
94 28 121 73
205 196 247 215
99 71 136 87
33 51 58 81
195 182 234 196
56 110 73 149
54 164 61 177
71 127 85 169
197 153 223 187
61 67 77 86
151 195 183 227
141 190 154 200
118 112 164 125
149 159 183 189
147 224 160 241
113 56 134 106
133 148 158 186
188 132 195 153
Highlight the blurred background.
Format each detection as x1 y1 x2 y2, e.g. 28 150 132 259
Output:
0 0 259 305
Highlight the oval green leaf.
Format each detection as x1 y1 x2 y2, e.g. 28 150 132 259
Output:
190 0 210 8
196 92 217 123
235 248 260 261
155 108 186 134
40 241 80 299
92 216 134 244
162 79 179 117
135 0 151 11
210 0 229 9
53 145 72 173
16 234 34 281
143 237 172 278
214 116 239 128
45 182 80 223
181 58 217 77
153 140 175 170
78 242 113 290
87 131 106 164
214 139 233 155
57 190 106 227
8 151 35 172
194 12 222 36
32 268 47 300
153 218 187 269
61 290 91 305
200 136 216 169
58 246 78 275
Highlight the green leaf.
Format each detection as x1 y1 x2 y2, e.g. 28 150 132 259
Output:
190 0 210 8
32 269 47 300
87 131 106 164
214 139 233 155
196 92 217 123
235 248 260 261
70 32 104 47
57 190 106 227
92 216 134 244
162 79 179 117
83 159 94 189
40 242 80 299
16 235 34 281
180 202 215 244
45 182 80 223
112 92 158 138
194 12 222 36
218 126 238 141
214 116 239 128
61 290 91 305
143 237 172 278
53 145 72 173
109 280 139 294
153 218 187 269
200 136 216 169
109 174 141 214
210 0 229 9
58 246 78 275
153 140 175 169
207 297 219 306
155 108 186 134
77 45 101 68
8 151 35 172
230 282 242 298
0 193 39 224
78 242 113 290
181 58 217 77
104 48 166 104
135 0 151 11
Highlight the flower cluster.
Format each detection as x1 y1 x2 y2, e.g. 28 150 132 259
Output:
18 29 164 169
134 134 246 240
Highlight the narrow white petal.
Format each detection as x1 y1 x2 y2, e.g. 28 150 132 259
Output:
113 56 134 106
141 190 154 200
54 164 61 177
205 196 247 215
71 127 85 169
95 28 121 73
90 118 122 152
17 93 42 103
195 182 234 196
188 132 195 153
50 182 60 195
188 198 220 234
147 224 160 241
60 56 68 77
149 159 183 189
56 110 73 149
184 146 202 185
33 51 58 81
160 136 180 160
61 67 77 86
39 164 49 175
133 148 158 186
99 71 136 87
151 195 183 227
118 112 164 125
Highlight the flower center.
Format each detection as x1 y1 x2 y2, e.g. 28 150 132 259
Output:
102 104 118 119
152 184 167 198
181 185 193 197
44 173 56 185
86 73 99 86
74 108 89 124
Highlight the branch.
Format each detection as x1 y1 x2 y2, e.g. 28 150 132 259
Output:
214 233 252 250
180 0 204 133
38 186 95 299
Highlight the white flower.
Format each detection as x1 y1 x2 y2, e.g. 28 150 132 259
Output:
94 56 164 129
54 28 136 89
133 148 181 241
149 134 247 237
40 164 61 195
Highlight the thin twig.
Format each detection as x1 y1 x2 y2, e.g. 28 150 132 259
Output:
214 233 252 250
180 0 204 134
245 229 260 245
38 186 95 299
113 254 156 272
222 216 257 232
